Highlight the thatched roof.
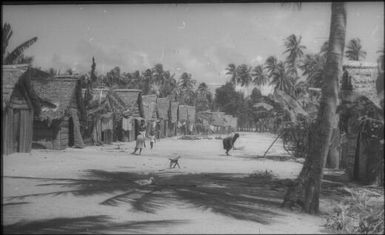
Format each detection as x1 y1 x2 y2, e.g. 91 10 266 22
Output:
113 89 143 118
178 105 188 122
87 88 118 116
31 76 83 121
156 97 170 120
170 101 179 123
343 60 377 68
343 60 380 106
142 94 158 121
2 64 30 107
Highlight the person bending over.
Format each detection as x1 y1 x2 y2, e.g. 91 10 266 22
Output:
222 133 239 156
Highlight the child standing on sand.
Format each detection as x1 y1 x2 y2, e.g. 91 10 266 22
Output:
149 132 156 149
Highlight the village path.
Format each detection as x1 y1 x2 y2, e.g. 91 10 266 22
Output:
3 132 330 234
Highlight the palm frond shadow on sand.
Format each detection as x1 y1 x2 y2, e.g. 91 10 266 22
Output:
4 215 186 234
5 170 293 224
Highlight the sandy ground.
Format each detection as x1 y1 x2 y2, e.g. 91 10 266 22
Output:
3 132 331 234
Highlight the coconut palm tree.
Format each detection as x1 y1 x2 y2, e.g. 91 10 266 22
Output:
225 63 237 85
269 62 295 95
140 69 153 95
345 38 367 61
282 2 347 214
236 64 252 87
178 72 197 105
283 34 306 77
320 41 329 56
252 65 269 87
264 56 279 77
299 53 326 88
196 82 212 111
152 63 165 85
159 71 177 98
2 22 38 65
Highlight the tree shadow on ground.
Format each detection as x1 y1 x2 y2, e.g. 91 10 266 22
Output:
3 215 187 234
4 171 293 225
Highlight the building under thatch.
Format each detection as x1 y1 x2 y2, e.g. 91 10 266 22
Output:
2 65 40 155
337 61 384 184
168 101 179 136
31 75 86 150
177 105 189 135
339 91 384 184
196 111 213 134
84 88 124 145
142 94 158 136
156 97 170 138
211 112 226 134
186 105 196 135
113 89 144 142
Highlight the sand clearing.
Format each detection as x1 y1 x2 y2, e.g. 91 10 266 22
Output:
3 132 330 234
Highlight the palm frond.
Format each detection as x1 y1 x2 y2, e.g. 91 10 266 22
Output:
4 36 38 64
2 22 13 59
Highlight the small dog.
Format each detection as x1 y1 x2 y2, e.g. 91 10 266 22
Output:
169 156 181 169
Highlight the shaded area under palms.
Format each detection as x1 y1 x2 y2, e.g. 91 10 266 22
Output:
4 215 187 234
4 171 292 226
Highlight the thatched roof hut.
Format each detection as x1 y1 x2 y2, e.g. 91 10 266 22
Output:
30 74 85 149
170 101 179 123
156 97 170 120
142 94 158 121
2 65 40 155
196 111 212 127
339 92 383 184
178 105 188 122
187 105 196 123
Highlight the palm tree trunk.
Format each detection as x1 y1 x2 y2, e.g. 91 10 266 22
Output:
282 2 346 214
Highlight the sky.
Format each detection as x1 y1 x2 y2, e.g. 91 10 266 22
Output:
3 2 384 94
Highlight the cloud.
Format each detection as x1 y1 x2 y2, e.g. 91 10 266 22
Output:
250 56 264 66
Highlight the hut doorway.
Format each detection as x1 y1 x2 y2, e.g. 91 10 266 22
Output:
12 109 21 152
68 117 75 147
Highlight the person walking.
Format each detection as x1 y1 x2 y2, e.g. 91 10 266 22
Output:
132 132 146 155
222 133 240 156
